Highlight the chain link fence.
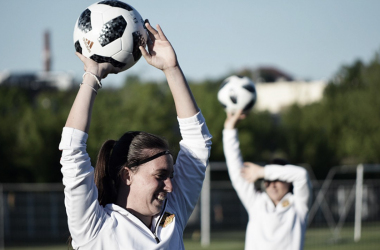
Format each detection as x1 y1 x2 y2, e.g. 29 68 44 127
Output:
1 164 380 248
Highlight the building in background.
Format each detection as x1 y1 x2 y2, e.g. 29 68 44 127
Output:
0 30 327 112
0 71 75 91
0 30 76 91
239 66 327 114
254 80 327 114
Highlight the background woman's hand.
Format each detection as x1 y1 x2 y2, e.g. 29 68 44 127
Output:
76 52 122 79
241 162 265 183
139 21 178 72
224 109 246 130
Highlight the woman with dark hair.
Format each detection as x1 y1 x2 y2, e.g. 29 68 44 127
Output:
222 110 311 250
59 21 212 249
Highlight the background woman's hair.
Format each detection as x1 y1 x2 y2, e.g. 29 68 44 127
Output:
94 131 169 206
269 158 290 166
269 158 293 193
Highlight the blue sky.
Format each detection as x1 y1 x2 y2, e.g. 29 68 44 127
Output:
1 1 380 87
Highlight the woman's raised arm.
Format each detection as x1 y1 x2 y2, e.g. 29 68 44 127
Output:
65 52 122 133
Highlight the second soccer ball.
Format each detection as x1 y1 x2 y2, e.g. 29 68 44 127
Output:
217 75 257 113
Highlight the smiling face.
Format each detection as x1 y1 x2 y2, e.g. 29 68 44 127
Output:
264 180 291 206
126 151 174 222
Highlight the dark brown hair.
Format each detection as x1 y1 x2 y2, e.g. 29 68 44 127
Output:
270 158 289 166
269 158 293 193
94 131 169 206
68 131 169 249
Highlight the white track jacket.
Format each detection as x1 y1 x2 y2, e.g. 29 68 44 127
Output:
59 112 212 250
223 129 311 250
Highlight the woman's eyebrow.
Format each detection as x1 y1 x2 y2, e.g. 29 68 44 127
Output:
155 169 174 176
155 169 169 174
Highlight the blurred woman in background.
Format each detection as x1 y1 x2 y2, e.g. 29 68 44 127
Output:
223 109 311 250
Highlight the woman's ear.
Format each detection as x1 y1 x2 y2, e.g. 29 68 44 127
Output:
121 167 133 185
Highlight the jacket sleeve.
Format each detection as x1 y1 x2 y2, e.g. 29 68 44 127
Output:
59 127 106 248
170 111 212 228
223 129 259 210
265 164 312 215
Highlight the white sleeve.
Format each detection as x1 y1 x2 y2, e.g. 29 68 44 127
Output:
223 129 258 210
265 164 312 213
59 127 106 247
170 111 212 228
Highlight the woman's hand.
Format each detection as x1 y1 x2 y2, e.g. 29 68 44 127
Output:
139 21 178 72
241 162 265 183
224 109 246 130
76 52 122 79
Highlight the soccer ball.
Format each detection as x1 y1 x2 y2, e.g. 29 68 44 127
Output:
217 75 257 113
73 1 147 72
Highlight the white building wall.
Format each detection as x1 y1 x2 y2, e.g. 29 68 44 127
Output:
36 72 75 91
0 71 10 84
254 80 327 113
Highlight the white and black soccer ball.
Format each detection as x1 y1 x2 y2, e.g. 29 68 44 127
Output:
73 1 147 72
217 75 257 113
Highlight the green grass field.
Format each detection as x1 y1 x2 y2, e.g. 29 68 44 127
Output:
184 225 380 250
4 225 380 250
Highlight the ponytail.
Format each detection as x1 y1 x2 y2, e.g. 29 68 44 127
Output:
94 139 117 206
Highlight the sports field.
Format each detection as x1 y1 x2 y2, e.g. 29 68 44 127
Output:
4 225 380 250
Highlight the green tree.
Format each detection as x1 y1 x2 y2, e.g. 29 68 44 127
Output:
281 54 380 178
2 51 380 182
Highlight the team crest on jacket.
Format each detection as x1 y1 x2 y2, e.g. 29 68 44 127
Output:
282 200 290 207
160 212 175 228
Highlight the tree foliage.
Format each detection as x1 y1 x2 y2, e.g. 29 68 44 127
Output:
1 52 380 182
281 55 380 178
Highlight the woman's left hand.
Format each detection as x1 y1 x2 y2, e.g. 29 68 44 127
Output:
139 21 178 72
224 109 246 130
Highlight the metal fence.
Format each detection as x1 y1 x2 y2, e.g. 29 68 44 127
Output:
0 183 68 247
1 163 380 248
188 178 380 228
188 163 380 248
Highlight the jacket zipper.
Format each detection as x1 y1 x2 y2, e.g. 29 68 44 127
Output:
153 199 168 244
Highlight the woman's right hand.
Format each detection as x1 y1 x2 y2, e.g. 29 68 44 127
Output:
241 162 265 183
76 52 122 79
224 109 246 129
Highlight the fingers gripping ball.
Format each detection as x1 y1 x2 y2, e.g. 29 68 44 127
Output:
73 1 148 72
217 75 257 113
